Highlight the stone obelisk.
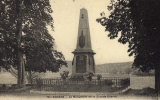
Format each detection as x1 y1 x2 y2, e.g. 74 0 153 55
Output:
72 8 96 74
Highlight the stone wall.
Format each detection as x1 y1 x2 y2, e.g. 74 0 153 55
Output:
130 76 155 89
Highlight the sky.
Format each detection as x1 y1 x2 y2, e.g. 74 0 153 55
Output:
49 0 134 65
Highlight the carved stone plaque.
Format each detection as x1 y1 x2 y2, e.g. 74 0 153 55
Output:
76 55 86 73
79 31 85 48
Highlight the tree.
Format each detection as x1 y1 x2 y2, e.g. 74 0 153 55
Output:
97 0 160 93
0 0 67 87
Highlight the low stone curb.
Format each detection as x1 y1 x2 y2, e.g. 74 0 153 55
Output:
30 86 131 96
30 90 120 96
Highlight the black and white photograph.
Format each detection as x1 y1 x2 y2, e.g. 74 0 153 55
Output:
0 0 159 100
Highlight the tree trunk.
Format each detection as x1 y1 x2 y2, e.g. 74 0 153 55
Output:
16 0 23 88
21 60 26 86
17 49 22 87
155 63 160 96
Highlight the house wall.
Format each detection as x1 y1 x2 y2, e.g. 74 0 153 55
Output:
130 76 155 89
0 72 17 84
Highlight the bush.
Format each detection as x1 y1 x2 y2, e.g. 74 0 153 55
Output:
121 79 130 86
138 87 156 95
69 74 85 81
60 71 69 80
2 84 6 88
85 72 94 81
11 84 17 88
97 74 102 80
132 70 155 76
36 78 43 88
104 80 113 86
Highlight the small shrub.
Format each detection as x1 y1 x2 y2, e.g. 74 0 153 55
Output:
104 80 113 86
97 74 102 80
138 87 156 95
60 71 69 80
69 74 85 81
2 84 6 89
85 72 94 81
132 70 155 76
36 78 43 88
121 79 130 86
11 84 17 88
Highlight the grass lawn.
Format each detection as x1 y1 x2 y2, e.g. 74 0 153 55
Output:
0 86 46 98
38 84 127 92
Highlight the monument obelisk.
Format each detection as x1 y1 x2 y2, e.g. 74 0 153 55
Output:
72 8 96 74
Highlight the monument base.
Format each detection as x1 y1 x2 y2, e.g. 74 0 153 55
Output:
72 53 95 74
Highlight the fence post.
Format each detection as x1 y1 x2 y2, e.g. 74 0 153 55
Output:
31 79 33 85
115 78 117 90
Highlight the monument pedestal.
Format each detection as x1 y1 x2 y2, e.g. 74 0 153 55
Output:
72 52 95 74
